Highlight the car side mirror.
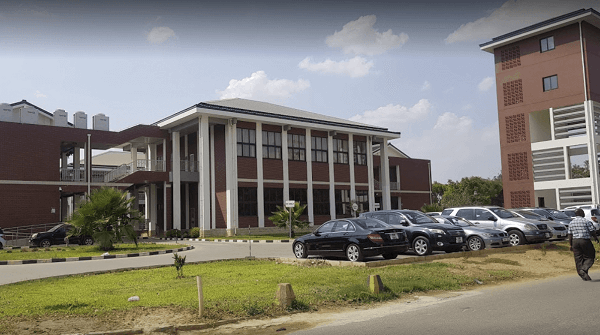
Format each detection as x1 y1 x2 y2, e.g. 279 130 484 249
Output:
399 220 409 227
548 217 554 221
488 216 497 221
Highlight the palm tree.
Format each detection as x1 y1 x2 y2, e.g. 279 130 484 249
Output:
268 202 309 238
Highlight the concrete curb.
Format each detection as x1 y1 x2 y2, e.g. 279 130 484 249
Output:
157 237 294 243
64 319 246 335
0 246 194 266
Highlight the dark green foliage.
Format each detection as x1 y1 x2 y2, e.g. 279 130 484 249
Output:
173 253 186 278
433 176 503 208
189 227 200 238
572 160 590 178
166 229 182 238
268 202 310 232
68 187 142 251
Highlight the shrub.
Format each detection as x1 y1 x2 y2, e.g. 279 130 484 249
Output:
173 253 186 278
166 229 182 238
189 227 200 238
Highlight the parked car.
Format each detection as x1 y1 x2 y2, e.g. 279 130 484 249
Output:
360 210 466 256
441 206 551 246
563 205 600 233
509 209 568 241
292 218 409 262
425 212 442 216
0 228 5 249
29 223 94 248
517 207 572 227
432 215 510 251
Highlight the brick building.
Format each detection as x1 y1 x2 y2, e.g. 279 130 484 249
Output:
0 98 432 234
481 8 600 209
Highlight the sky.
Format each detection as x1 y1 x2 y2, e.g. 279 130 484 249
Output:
2 0 600 183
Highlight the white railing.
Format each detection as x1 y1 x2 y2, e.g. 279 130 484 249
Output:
180 160 199 172
104 164 130 182
61 160 166 183
60 168 85 181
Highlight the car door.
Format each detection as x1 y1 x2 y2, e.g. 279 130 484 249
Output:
53 225 68 245
330 221 355 253
472 209 499 229
307 221 335 254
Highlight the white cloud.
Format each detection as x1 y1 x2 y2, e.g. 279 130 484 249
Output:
394 113 500 182
478 77 495 92
147 26 176 44
35 90 47 98
349 99 432 128
217 71 310 100
326 15 409 55
446 0 599 44
298 56 374 78
421 81 431 91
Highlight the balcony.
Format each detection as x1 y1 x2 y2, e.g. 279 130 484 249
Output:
60 159 166 183
374 180 400 190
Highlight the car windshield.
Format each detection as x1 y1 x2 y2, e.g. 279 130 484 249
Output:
47 224 65 232
354 219 390 229
489 208 515 218
547 209 570 219
513 210 543 220
448 217 474 227
401 211 438 224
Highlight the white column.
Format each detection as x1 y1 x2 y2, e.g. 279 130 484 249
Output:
131 146 137 173
585 100 599 204
381 141 391 210
149 144 157 171
172 131 181 230
198 116 211 232
306 129 314 225
83 141 88 184
328 133 336 219
549 107 556 140
282 127 290 204
367 136 375 210
150 184 157 234
145 144 150 171
144 186 150 227
225 120 238 232
210 125 216 229
563 146 571 180
555 188 562 209
163 181 167 232
74 146 80 181
348 134 356 202
61 152 68 169
184 134 189 171
256 123 265 227
396 165 401 191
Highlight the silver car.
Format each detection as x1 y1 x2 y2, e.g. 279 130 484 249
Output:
509 209 568 241
433 215 510 251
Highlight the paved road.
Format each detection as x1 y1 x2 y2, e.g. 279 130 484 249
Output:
291 271 600 335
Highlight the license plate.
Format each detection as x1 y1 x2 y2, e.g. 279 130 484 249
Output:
456 237 463 243
502 237 509 242
545 233 551 238
389 233 398 240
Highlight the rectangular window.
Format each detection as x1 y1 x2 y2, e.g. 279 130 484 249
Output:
333 139 349 164
335 189 351 217
289 188 307 205
237 128 256 158
543 75 558 91
311 136 328 163
264 188 283 215
540 36 555 52
356 190 369 212
287 133 306 161
354 141 367 165
313 189 330 215
238 187 257 216
262 131 282 159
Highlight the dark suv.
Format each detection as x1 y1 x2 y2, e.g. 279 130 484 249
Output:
29 223 94 248
360 210 466 256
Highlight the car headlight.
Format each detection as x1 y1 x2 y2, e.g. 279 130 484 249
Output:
523 224 538 231
31 233 38 239
429 229 446 235
482 233 494 237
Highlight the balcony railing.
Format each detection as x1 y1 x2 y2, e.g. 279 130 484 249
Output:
60 159 166 183
180 160 199 172
373 180 399 190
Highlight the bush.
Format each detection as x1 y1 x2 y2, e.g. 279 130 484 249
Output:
166 229 182 238
189 227 200 238
182 231 190 238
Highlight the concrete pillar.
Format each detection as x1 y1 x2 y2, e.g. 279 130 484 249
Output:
198 116 211 232
275 283 296 308
282 126 290 204
184 134 189 172
163 181 168 232
74 145 80 181
225 120 238 234
585 100 599 204
150 184 157 235
256 122 265 227
131 146 137 173
380 141 391 210
172 131 181 230
367 136 375 211
306 128 314 225
348 134 356 203
210 125 216 230
328 133 336 219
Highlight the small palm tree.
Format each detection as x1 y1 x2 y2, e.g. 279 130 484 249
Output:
268 202 309 238
69 187 142 251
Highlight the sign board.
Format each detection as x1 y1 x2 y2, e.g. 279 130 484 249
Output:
374 203 380 210
285 200 295 208
352 203 359 211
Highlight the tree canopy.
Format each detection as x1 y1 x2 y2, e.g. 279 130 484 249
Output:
432 176 503 208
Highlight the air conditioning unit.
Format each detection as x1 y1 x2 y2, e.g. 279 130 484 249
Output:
53 109 68 127
92 113 109 131
73 111 87 129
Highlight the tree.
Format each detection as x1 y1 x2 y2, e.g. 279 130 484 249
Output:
439 176 503 208
571 160 590 178
268 202 310 237
69 187 142 251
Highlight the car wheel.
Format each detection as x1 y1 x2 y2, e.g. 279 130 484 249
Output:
40 239 51 248
82 237 94 246
346 244 364 262
293 242 307 259
382 253 397 259
412 236 431 256
508 230 525 246
467 236 484 251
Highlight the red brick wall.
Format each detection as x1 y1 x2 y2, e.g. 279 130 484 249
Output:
334 164 350 183
263 159 283 180
0 185 60 228
238 157 257 179
354 165 368 184
311 163 329 182
395 157 430 192
289 161 307 181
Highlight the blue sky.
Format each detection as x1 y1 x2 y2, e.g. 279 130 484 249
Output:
2 0 599 182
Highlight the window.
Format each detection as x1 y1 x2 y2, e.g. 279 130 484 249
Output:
264 188 283 215
311 136 328 163
543 75 558 91
289 188 307 206
354 141 367 165
238 187 257 216
237 128 256 158
356 190 369 212
540 36 555 52
335 189 351 217
313 189 330 215
333 139 349 164
262 131 282 159
288 134 306 161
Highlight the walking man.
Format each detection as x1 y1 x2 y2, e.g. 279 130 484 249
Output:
568 208 599 281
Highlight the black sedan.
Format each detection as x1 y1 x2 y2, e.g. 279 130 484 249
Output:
29 223 94 248
292 218 409 262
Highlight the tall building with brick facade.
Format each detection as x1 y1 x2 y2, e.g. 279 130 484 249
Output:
1 98 432 234
481 8 600 209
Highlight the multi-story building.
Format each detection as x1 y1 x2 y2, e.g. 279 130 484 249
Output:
0 98 432 234
481 8 600 209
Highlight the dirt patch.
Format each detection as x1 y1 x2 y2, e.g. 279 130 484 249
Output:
0 248 582 335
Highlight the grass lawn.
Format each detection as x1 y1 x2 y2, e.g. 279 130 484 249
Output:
0 243 186 261
0 258 506 319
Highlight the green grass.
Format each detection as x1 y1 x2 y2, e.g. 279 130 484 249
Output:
0 243 186 261
0 259 501 319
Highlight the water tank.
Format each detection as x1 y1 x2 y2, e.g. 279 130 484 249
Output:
21 106 38 124
92 113 109 131
0 103 14 122
73 111 87 129
53 109 68 127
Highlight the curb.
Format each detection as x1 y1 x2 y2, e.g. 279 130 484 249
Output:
65 319 244 335
157 237 294 243
0 246 194 266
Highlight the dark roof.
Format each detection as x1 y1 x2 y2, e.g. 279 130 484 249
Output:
153 101 401 136
480 8 599 48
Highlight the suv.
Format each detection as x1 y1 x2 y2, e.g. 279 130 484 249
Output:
29 223 94 248
360 210 466 256
563 205 600 233
0 228 5 249
517 207 572 226
441 206 551 246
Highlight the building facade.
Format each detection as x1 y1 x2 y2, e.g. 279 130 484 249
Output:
0 98 432 234
481 8 600 209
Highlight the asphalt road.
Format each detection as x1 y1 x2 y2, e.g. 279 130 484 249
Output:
291 271 600 335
